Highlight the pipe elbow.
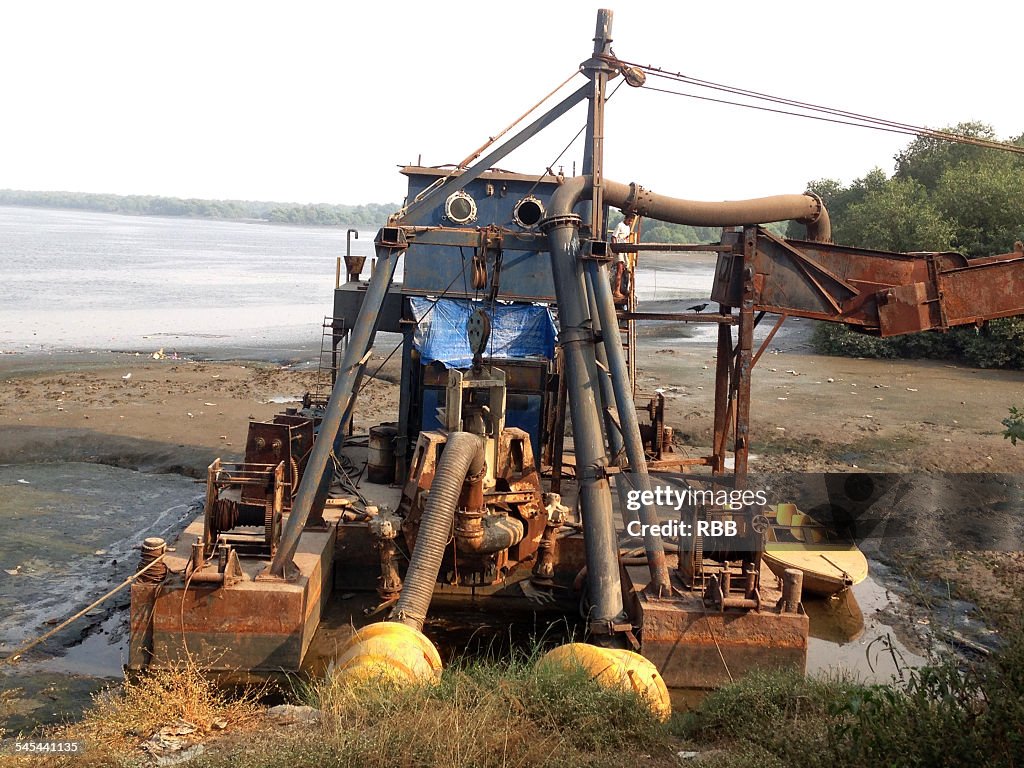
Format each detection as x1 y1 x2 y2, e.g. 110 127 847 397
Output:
544 175 590 220
800 194 832 243
542 174 831 243
455 513 525 555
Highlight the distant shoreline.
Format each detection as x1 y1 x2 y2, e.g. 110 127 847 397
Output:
0 190 398 228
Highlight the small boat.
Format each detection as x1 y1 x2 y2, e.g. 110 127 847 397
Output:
762 503 869 597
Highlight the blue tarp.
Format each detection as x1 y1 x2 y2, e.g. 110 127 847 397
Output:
409 297 556 368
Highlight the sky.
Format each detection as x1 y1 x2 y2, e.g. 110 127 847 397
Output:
1 1 1020 207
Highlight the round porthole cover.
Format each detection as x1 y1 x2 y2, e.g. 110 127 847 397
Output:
445 190 478 224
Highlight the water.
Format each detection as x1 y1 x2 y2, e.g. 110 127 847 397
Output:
0 206 734 358
806 574 929 683
0 463 199 653
0 206 380 358
0 463 199 730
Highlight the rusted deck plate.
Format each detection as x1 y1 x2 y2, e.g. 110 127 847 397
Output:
631 564 808 692
129 514 338 672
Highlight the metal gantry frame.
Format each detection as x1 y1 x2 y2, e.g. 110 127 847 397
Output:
274 7 1024 648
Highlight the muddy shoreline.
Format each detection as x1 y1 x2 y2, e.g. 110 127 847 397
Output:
2 334 1023 734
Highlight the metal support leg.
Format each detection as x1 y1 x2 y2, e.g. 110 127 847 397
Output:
733 228 757 489
270 230 405 577
585 259 672 595
712 308 733 474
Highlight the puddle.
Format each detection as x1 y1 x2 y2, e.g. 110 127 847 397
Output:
806 571 929 682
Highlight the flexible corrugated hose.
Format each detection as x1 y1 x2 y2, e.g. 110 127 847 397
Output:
390 431 484 632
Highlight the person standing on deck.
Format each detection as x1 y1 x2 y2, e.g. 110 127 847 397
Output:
611 211 637 304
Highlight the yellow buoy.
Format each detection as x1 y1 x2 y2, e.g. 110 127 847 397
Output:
536 642 671 721
332 622 442 686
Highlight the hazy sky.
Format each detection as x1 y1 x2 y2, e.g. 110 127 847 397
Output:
2 1 1019 206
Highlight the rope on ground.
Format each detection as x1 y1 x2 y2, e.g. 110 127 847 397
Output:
1 554 166 666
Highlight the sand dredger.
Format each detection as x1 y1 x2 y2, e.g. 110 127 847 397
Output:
128 9 1024 708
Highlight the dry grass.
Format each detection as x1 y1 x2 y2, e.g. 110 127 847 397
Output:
280 656 678 768
5 652 679 768
46 661 262 766
187 654 681 768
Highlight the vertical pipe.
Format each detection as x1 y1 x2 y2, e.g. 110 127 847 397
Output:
584 270 625 462
395 327 416 481
733 228 756 488
271 231 404 577
584 268 638 531
586 259 672 594
543 213 625 629
550 356 568 495
712 309 732 474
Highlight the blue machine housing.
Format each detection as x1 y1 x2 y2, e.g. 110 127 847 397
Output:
400 166 561 303
332 166 565 476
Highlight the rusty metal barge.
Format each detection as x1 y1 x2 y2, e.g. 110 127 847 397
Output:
128 9 1024 703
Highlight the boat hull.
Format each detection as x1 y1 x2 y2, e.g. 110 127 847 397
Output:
762 543 868 597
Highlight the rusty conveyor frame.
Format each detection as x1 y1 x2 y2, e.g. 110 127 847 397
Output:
608 227 1024 488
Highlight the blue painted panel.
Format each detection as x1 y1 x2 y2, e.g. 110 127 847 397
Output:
505 395 544 465
402 171 561 301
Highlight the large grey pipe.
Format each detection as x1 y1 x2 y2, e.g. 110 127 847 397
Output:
541 214 627 631
583 267 639 534
586 261 670 593
390 432 484 632
601 178 831 243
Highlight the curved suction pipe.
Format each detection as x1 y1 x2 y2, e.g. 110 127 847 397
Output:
603 178 830 242
390 431 484 632
551 176 830 242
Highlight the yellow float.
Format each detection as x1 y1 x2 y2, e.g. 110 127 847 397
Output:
537 642 671 721
332 622 443 686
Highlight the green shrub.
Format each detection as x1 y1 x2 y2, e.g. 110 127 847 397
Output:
811 318 1024 369
686 621 1024 768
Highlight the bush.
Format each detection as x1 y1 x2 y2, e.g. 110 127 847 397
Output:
811 318 1024 369
684 621 1024 768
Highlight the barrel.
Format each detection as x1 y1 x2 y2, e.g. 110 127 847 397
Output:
367 423 399 484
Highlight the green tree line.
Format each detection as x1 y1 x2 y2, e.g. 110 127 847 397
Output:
794 122 1024 368
0 189 398 228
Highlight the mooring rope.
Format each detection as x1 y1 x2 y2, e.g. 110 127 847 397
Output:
1 554 166 666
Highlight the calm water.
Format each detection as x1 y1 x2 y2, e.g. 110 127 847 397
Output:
0 206 380 359
0 205 726 359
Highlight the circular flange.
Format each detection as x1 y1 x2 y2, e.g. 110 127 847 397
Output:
513 195 545 228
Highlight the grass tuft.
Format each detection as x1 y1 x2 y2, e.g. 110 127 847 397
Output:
285 652 675 767
50 660 261 765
